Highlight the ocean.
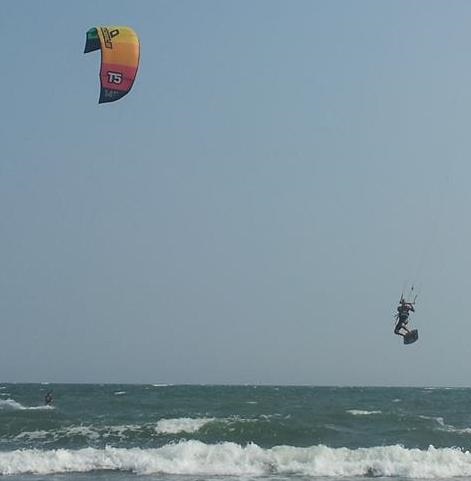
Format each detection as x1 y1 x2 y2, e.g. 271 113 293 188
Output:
1 384 471 480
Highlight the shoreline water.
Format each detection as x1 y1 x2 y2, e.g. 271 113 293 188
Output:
2 384 471 479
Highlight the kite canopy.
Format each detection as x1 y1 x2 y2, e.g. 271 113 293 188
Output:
84 26 140 104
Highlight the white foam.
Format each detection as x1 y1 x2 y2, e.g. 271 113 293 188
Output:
104 424 143 439
419 415 445 424
14 426 98 443
114 391 126 396
62 426 100 440
0 399 53 411
155 417 214 434
445 426 471 434
347 409 382 416
14 424 143 443
420 415 471 435
15 430 50 441
2 443 471 477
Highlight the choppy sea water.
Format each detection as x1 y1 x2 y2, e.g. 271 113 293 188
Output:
2 384 471 480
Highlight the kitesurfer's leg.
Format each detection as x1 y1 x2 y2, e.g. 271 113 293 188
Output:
397 316 411 336
394 323 405 336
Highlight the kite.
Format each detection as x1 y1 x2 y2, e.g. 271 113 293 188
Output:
84 26 140 103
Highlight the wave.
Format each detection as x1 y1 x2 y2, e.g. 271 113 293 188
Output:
0 399 53 410
14 424 145 443
419 415 471 435
346 409 382 416
154 415 277 435
13 416 279 444
14 418 216 443
2 442 471 477
154 417 215 434
15 430 51 441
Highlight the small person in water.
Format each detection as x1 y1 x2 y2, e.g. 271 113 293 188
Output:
44 391 53 405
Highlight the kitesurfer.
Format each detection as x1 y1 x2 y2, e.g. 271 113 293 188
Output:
394 299 415 337
44 391 53 405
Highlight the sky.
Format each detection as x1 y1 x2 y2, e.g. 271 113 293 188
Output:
2 1 471 386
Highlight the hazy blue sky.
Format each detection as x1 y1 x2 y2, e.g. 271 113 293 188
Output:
2 1 471 386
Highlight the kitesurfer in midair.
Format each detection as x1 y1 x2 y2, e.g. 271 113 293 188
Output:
394 298 415 337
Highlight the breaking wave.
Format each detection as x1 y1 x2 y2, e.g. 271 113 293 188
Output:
2 442 471 477
346 409 382 416
0 399 53 410
419 415 471 435
154 417 215 434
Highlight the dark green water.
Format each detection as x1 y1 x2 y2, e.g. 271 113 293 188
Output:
2 384 471 479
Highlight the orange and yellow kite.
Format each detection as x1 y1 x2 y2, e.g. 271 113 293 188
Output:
84 26 140 104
